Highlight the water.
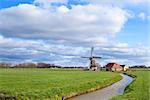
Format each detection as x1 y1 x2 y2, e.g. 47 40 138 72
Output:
69 74 133 100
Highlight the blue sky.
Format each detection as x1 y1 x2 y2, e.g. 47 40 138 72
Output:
0 0 149 66
0 0 34 9
0 0 88 9
117 17 148 45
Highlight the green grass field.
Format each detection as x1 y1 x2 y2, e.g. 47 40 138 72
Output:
112 70 150 100
0 68 121 100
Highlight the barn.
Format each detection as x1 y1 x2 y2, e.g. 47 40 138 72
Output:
105 63 123 71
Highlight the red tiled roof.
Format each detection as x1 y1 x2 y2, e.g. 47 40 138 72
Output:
106 63 117 68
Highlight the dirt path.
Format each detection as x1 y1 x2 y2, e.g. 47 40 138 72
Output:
70 74 133 100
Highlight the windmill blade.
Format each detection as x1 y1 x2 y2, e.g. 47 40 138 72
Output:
91 47 94 57
93 56 102 59
81 56 90 58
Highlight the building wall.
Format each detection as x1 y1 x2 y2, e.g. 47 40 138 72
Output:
106 63 124 71
124 66 129 71
91 67 97 71
111 65 123 71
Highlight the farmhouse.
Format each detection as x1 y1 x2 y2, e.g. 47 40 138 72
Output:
120 65 129 71
105 63 123 71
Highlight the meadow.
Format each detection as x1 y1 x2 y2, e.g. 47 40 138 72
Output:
0 68 121 100
112 70 150 100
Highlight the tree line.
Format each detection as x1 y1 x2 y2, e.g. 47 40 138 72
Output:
0 62 85 68
0 62 60 68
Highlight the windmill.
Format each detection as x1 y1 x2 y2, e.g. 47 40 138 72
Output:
82 47 102 71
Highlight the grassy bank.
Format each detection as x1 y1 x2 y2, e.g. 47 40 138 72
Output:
0 68 121 100
112 70 150 100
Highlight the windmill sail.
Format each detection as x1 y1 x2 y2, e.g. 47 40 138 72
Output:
93 56 102 58
91 47 94 57
81 47 102 71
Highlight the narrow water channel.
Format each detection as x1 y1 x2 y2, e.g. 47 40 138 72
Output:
70 74 133 100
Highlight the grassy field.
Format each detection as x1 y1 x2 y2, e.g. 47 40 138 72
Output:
0 68 121 100
112 70 150 100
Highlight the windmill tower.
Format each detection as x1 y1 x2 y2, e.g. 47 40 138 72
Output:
82 47 102 71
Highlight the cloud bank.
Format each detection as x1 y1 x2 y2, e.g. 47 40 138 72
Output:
0 0 149 66
0 3 130 45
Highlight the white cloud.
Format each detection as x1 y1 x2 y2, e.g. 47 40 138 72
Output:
0 1 148 66
138 12 146 20
0 35 149 66
34 0 67 4
85 0 148 6
33 0 67 9
0 4 131 46
0 35 42 48
57 6 70 13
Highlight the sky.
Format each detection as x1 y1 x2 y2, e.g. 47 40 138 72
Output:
0 0 149 66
